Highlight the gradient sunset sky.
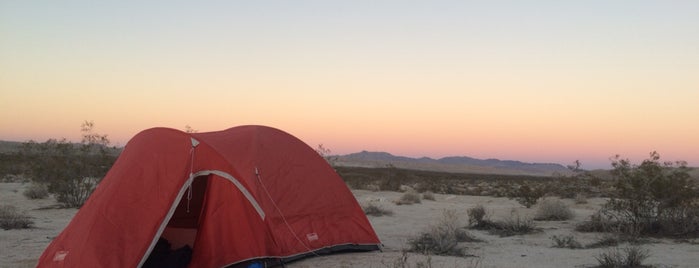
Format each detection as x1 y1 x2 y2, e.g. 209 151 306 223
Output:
1 1 697 169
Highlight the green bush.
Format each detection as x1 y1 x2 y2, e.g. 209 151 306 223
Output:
0 205 33 230
379 164 403 191
54 177 99 208
550 160 601 199
23 183 49 199
507 183 545 208
534 199 574 221
598 152 699 237
21 121 117 208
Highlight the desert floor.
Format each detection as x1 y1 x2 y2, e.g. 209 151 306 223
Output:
2 182 698 268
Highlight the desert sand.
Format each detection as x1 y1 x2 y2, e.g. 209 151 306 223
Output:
1 182 698 268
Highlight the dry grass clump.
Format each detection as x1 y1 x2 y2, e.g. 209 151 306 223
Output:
362 203 394 217
407 210 479 256
467 206 539 236
0 205 33 230
422 191 436 201
574 193 588 204
575 212 619 233
586 236 623 249
550 235 583 249
385 251 433 268
1 174 30 183
23 182 49 199
387 251 483 268
551 234 643 250
534 199 574 221
492 212 539 237
396 191 422 205
594 245 650 268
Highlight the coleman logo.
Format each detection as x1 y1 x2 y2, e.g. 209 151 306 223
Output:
53 251 68 261
306 232 319 241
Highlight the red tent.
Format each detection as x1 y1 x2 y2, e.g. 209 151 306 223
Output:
38 125 380 267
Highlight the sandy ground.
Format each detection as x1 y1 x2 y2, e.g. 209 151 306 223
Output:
0 183 76 268
1 182 698 268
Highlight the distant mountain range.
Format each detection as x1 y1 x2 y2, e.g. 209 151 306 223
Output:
4 139 697 177
334 151 572 176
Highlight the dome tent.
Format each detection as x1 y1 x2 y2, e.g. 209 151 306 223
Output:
38 125 380 267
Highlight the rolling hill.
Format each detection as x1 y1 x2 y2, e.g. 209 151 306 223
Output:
334 151 572 176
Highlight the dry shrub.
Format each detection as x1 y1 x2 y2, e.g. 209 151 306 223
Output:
365 184 381 192
23 182 49 199
550 235 583 249
362 203 394 217
1 174 30 183
468 205 495 229
387 251 410 268
467 208 538 236
396 191 422 205
595 245 650 268
506 183 545 208
586 235 622 249
574 193 588 204
492 212 538 237
422 191 436 201
576 212 619 233
0 205 33 230
385 251 476 268
407 210 479 256
386 251 424 268
534 199 574 221
468 205 486 225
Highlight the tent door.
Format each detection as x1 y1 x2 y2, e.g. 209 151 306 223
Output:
161 175 209 249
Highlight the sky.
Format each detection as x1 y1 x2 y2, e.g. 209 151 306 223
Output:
1 1 698 169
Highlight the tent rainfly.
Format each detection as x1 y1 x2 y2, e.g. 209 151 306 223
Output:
37 125 381 267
